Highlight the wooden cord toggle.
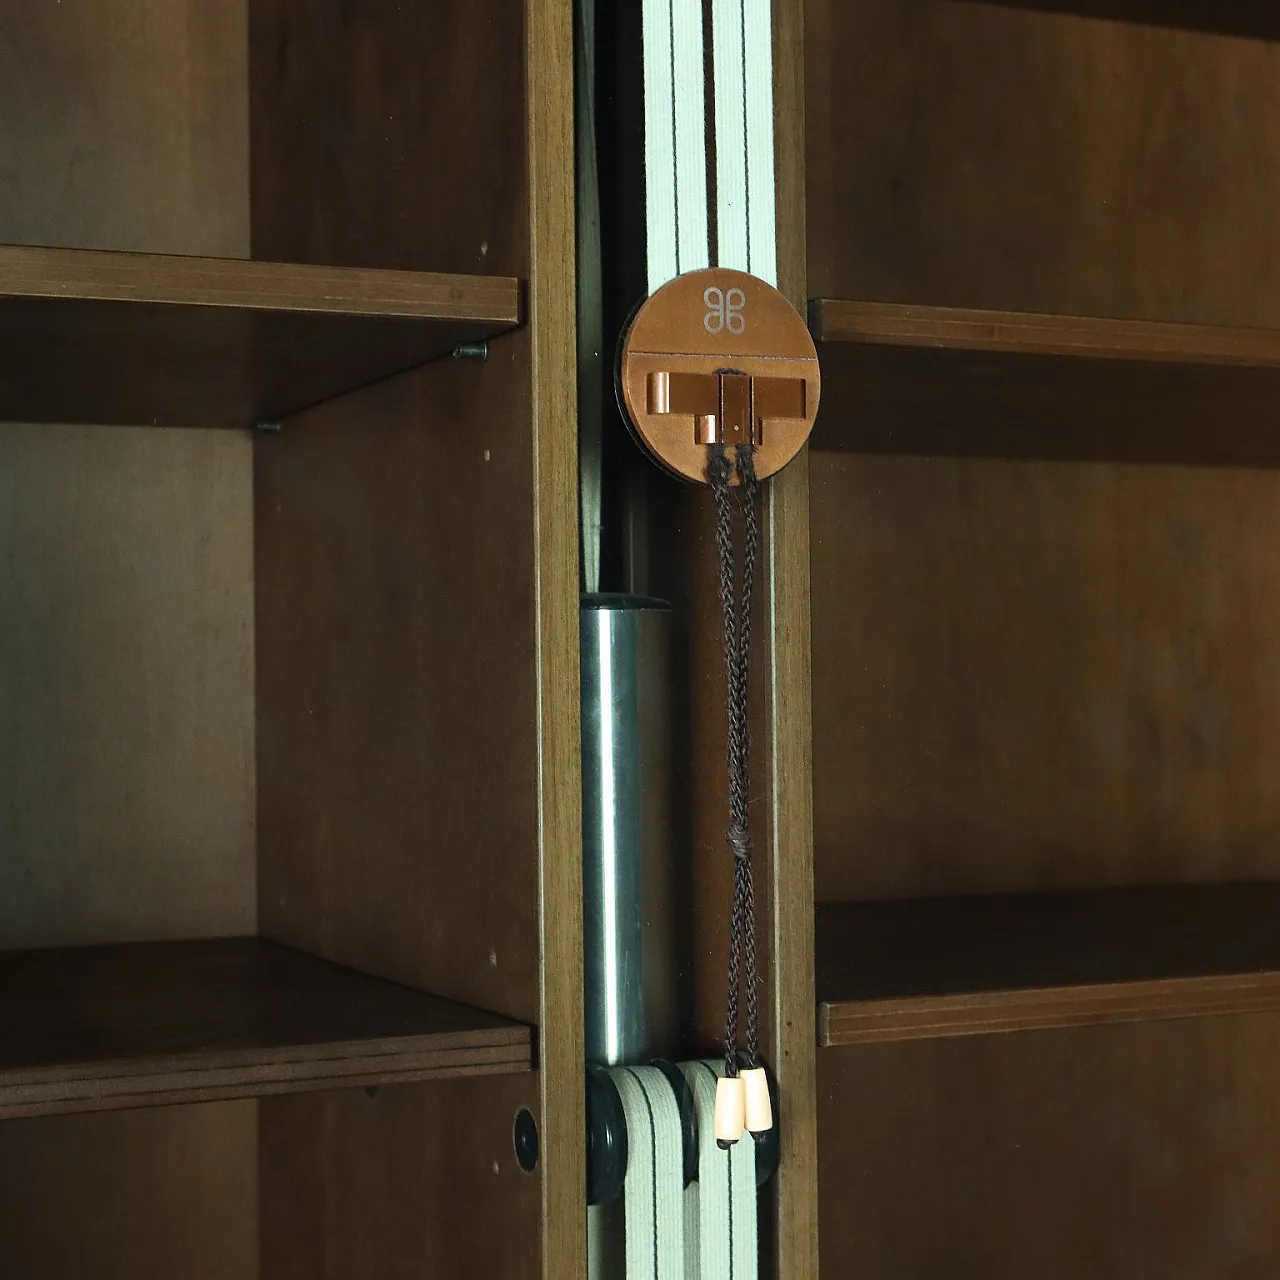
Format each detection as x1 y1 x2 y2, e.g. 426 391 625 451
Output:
714 1074 747 1148
741 1066 773 1137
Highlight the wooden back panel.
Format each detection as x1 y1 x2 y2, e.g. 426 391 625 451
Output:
250 0 540 1019
249 0 527 276
0 1103 258 1280
252 4 581 1276
805 6 1280 1276
0 8 257 1277
805 1 1280 898
805 2 1280 901
255 343 541 1022
812 452 1280 902
806 0 1280 326
0 0 248 257
261 1078 541 1280
0 4 576 1278
0 0 255 949
819 1015 1280 1277
0 424 255 946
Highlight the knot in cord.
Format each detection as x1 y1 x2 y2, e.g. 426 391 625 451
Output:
727 823 752 861
706 445 733 490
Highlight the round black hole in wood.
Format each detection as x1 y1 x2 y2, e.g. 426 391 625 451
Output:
513 1107 539 1174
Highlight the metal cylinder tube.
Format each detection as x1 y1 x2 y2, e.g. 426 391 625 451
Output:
580 594 675 1067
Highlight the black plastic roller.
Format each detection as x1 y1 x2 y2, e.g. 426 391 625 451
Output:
585 1067 628 1206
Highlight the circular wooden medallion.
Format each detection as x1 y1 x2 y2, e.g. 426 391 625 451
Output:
617 267 820 484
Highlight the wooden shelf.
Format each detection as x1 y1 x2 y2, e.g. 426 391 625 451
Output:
981 2 1280 41
817 884 1280 1046
0 937 531 1118
813 299 1280 367
809 298 1280 464
0 245 520 428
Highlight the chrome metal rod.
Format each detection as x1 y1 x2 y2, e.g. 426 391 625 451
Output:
580 594 674 1067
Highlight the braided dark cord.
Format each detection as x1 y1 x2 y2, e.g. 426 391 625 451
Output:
708 441 762 1077
736 444 760 1068
709 444 741 1074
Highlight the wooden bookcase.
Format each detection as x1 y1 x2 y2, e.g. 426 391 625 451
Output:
0 2 580 1277
31 1 1280 1275
773 0 1280 1274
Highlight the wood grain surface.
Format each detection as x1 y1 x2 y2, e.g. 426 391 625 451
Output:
812 340 1280 465
813 298 1280 366
0 2 568 1278
818 885 1280 1044
262 1076 543 1280
806 0 1280 328
250 0 527 277
526 0 588 1266
256 348 542 1023
0 246 518 319
0 937 529 1118
0 0 255 948
804 1 1280 1275
0 0 249 257
979 1 1280 39
811 298 1280 464
0 424 254 949
0 1102 258 1280
0 8 258 1271
823 972 1280 1045
768 0 819 1273
805 7 1280 1277
819 1017 1280 1276
811 453 1280 902
0 247 517 427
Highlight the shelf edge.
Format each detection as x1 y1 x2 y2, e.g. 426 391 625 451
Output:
811 298 1280 369
819 971 1280 1047
0 1039 532 1120
0 244 521 325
